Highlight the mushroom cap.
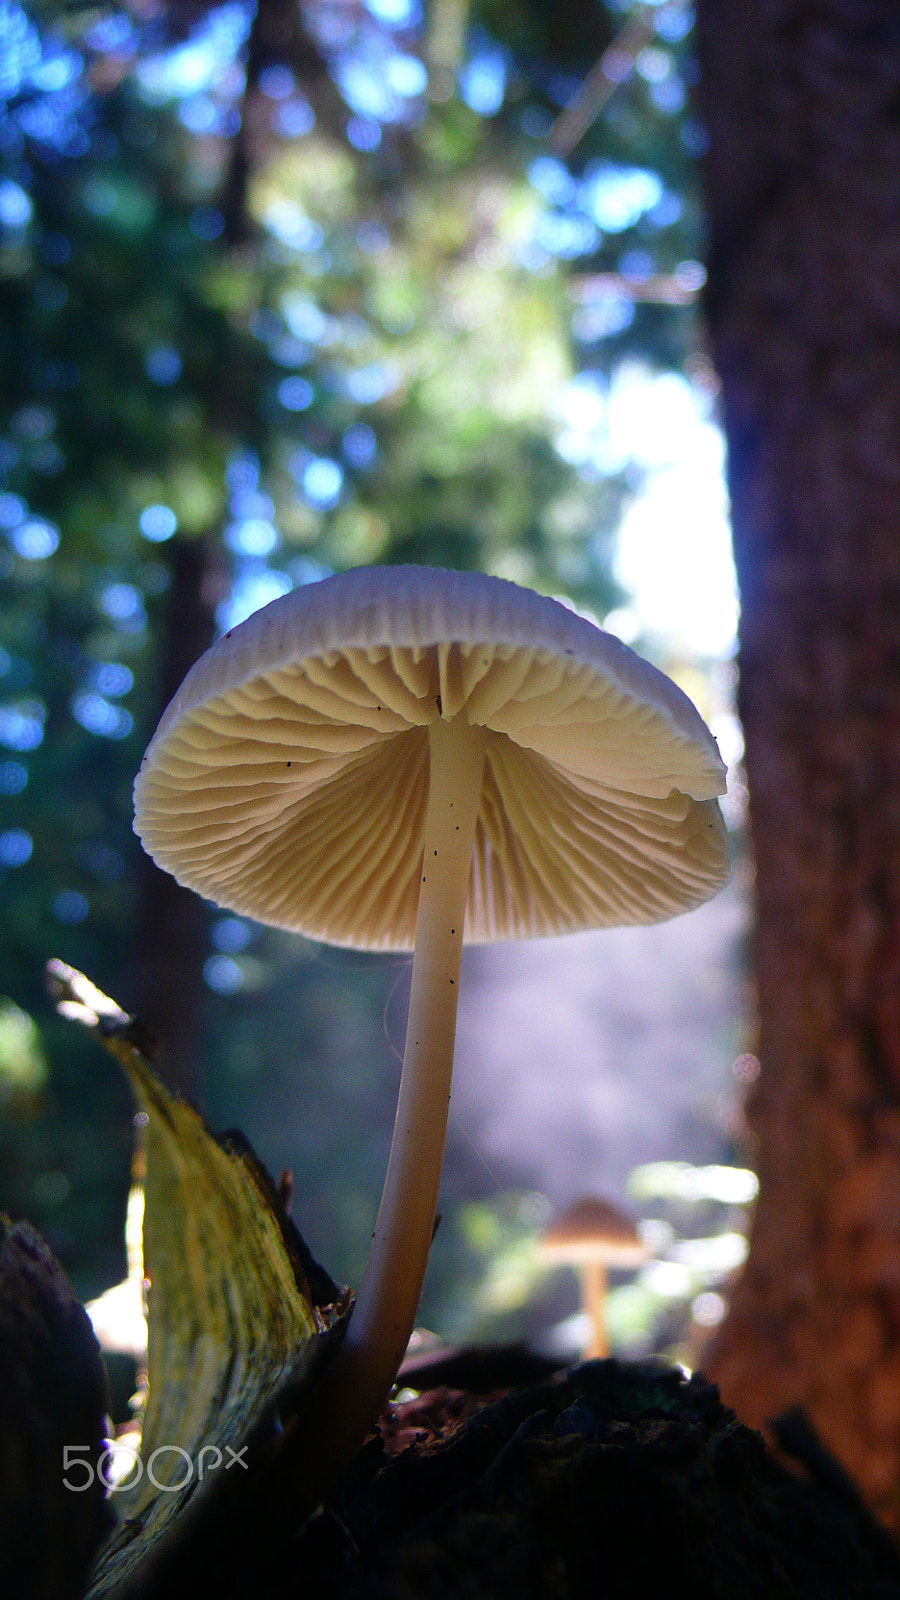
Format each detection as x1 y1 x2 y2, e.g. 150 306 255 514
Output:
134 565 728 950
539 1197 649 1267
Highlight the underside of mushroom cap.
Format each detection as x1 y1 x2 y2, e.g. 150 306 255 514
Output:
134 566 729 949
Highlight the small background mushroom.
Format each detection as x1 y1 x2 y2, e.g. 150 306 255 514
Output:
539 1195 650 1360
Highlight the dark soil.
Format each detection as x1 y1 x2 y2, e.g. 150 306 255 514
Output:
152 1358 900 1600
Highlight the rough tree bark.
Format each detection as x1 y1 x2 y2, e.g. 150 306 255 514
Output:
695 1 900 1528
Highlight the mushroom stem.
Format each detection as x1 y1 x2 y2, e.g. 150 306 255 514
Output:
297 711 486 1497
581 1260 609 1359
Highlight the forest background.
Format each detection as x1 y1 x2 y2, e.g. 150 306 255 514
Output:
0 0 748 1370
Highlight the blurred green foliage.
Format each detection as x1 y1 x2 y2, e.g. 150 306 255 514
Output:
0 0 710 1317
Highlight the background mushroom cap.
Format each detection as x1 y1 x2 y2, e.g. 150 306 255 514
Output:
134 566 728 950
539 1196 650 1267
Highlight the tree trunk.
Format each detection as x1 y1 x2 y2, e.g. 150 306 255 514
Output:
695 1 900 1529
132 534 225 1094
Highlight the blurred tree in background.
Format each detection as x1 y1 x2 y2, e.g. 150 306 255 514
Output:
0 0 714 1311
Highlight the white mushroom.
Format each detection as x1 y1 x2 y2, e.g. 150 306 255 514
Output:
134 564 728 1493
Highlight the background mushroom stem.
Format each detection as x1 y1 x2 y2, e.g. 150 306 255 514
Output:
296 711 487 1497
582 1260 609 1359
